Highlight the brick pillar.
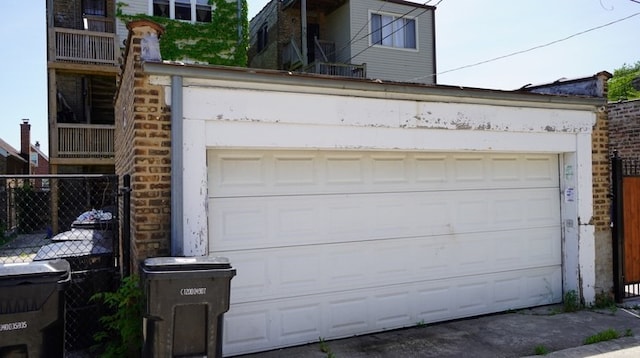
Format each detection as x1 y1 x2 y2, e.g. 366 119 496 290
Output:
115 20 170 274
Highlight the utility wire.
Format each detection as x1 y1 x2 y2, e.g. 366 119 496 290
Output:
408 10 640 83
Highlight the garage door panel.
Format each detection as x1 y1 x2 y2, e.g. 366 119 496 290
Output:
209 149 562 356
209 151 559 197
223 228 560 304
223 266 562 355
210 188 559 251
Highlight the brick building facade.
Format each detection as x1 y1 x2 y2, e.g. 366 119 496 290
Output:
609 99 640 157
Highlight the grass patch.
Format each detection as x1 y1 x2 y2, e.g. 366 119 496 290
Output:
584 329 620 345
534 344 549 355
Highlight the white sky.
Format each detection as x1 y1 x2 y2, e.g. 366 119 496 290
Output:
1 0 638 156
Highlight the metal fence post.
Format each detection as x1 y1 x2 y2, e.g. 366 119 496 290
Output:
121 174 132 277
611 152 625 302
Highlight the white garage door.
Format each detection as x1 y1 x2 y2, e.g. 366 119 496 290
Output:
208 150 562 356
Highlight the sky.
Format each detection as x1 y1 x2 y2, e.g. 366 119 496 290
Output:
1 0 638 156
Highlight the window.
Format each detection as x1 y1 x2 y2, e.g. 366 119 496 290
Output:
257 23 268 52
371 13 416 49
83 0 106 16
30 152 38 166
152 0 212 23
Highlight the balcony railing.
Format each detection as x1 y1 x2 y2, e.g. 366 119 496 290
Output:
282 38 304 70
303 62 367 79
56 124 114 159
51 27 118 65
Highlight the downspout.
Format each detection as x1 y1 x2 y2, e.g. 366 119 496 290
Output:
301 0 308 66
237 0 242 48
171 75 184 256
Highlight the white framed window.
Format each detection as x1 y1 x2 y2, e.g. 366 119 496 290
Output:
371 12 416 49
30 152 38 166
152 0 212 23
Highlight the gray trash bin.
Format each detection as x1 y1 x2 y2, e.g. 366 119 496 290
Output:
0 259 70 358
141 256 236 358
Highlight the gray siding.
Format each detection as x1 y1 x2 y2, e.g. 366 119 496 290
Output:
349 0 435 84
325 4 351 63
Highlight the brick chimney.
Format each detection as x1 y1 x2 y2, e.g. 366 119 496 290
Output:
20 118 30 161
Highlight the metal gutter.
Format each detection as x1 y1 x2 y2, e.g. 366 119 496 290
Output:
170 75 184 256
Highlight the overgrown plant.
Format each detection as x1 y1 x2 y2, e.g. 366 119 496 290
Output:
563 290 581 313
91 275 143 358
116 0 248 67
608 61 640 101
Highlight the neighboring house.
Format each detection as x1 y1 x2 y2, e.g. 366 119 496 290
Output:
0 119 47 175
29 142 50 176
248 0 436 83
117 21 606 356
46 0 119 175
45 0 248 177
0 139 27 175
116 0 248 66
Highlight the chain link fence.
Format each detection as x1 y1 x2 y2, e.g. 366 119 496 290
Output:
0 174 121 357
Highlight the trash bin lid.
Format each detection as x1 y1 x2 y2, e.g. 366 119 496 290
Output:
51 228 110 241
33 240 112 261
0 259 70 284
143 256 231 271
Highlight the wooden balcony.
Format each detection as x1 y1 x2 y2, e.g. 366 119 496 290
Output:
54 124 115 159
50 27 118 65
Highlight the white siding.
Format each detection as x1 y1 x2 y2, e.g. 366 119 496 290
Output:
116 0 151 48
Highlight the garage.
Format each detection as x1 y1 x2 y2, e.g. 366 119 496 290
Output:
208 149 562 355
130 61 600 356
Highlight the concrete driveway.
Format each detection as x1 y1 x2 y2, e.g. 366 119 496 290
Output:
232 303 640 358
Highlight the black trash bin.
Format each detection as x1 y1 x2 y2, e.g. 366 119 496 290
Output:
33 231 117 353
141 256 236 358
0 259 70 358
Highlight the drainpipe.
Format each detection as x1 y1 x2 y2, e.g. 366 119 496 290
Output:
237 0 243 48
301 0 307 66
171 75 184 256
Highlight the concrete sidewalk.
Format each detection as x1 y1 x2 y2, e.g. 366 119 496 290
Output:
233 304 640 358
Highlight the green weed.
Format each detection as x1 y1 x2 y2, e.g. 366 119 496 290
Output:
318 337 336 357
584 329 620 345
534 344 549 355
593 291 617 312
